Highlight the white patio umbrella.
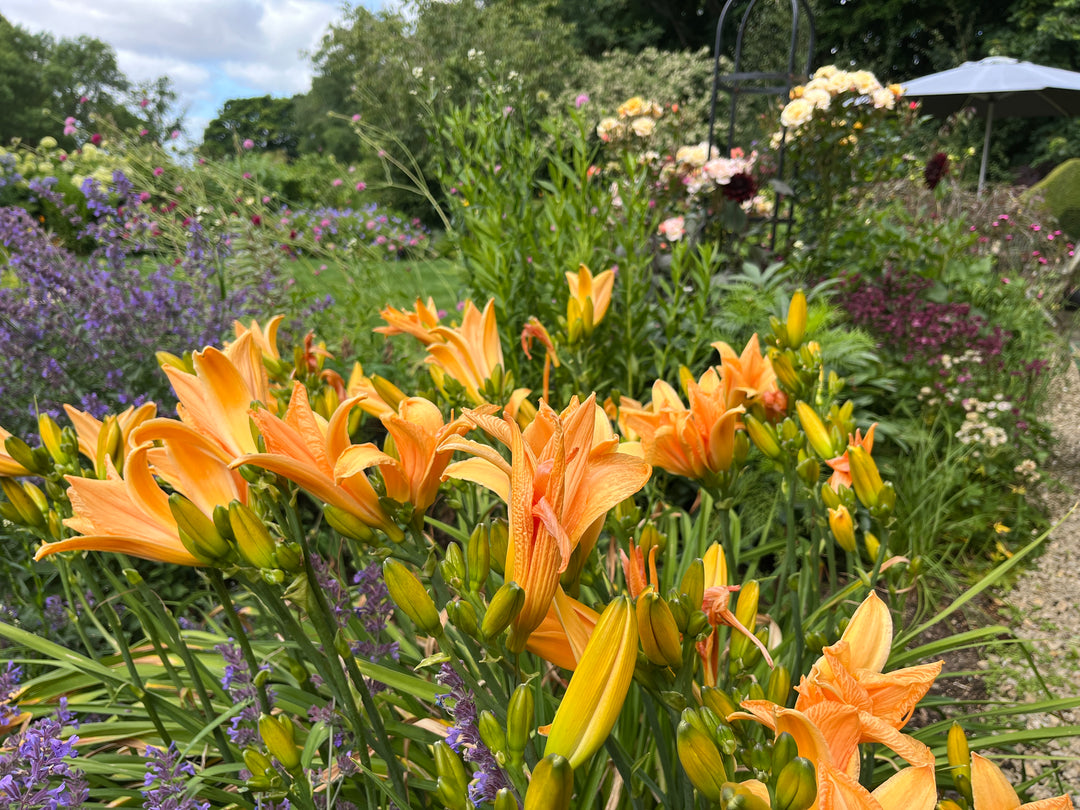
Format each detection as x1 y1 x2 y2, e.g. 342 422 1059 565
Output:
902 56 1080 193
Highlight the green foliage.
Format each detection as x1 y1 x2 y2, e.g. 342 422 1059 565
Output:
200 95 302 159
1026 157 1080 238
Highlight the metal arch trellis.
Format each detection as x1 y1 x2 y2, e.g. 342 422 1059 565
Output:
706 0 816 251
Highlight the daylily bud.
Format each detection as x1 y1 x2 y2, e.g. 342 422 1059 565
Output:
371 374 407 412
488 519 509 575
242 748 279 790
636 589 683 668
947 722 972 800
383 559 442 636
667 592 690 633
786 289 807 348
614 496 640 524
433 740 469 810
677 710 727 801
796 454 820 487
467 524 491 592
771 731 799 774
729 580 760 664
95 415 122 477
774 757 817 810
848 445 884 509
766 665 791 706
4 436 45 475
745 415 782 459
22 481 47 515
701 687 740 721
494 789 518 810
721 782 772 810
441 542 466 588
772 351 801 393
864 531 880 561
213 504 234 541
482 581 525 640
478 710 507 759
820 483 841 509
525 754 574 810
544 596 637 767
827 505 856 552
169 494 232 563
680 559 704 611
37 414 65 464
156 350 191 372
733 430 751 465
686 609 711 640
258 713 301 771
448 600 479 637
508 683 534 764
1 479 45 528
323 504 376 543
638 524 665 556
796 402 833 459
229 502 278 570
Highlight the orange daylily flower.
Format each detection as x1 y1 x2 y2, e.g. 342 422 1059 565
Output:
345 362 404 420
441 395 651 651
970 752 1075 810
565 263 615 340
233 314 284 362
524 587 599 670
234 382 403 542
0 426 31 477
712 333 779 410
334 396 471 518
161 332 272 459
617 368 744 486
521 317 559 403
374 296 443 345
825 423 877 492
696 542 773 685
63 402 157 474
620 540 659 599
35 424 247 566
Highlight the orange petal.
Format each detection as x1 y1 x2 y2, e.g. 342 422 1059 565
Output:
871 764 938 810
35 534 201 566
971 753 1023 810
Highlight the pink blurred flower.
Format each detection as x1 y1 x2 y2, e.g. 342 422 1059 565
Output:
138 191 151 202
153 167 164 176
58 153 67 162
243 172 253 179
64 116 76 126
140 128 149 137
79 96 88 104
90 133 102 145
355 181 366 191
332 178 343 187
63 125 76 136
352 114 361 121
242 138 255 150
262 195 271 203
575 93 590 108
140 98 149 108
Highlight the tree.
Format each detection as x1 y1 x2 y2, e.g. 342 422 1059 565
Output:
201 96 301 159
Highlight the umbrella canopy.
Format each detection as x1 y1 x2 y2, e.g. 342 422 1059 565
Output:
902 56 1080 192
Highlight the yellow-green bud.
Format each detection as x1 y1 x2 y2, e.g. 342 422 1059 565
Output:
796 454 820 487
827 505 856 553
796 401 834 459
677 710 727 802
37 414 65 464
258 713 301 771
636 590 683 668
680 558 704 610
433 740 469 810
481 581 525 640
686 610 711 640
1 479 45 528
323 504 376 543
848 445 884 510
494 788 518 810
488 520 509 575
771 731 799 774
786 289 807 349
745 414 782 460
507 683 534 764
441 542 466 587
229 501 278 570
947 722 972 800
4 435 45 475
478 710 507 759
383 559 442 636
701 687 739 722
524 754 573 810
169 494 233 563
774 757 817 810
729 580 760 665
448 600 479 637
467 524 491 592
772 351 801 392
766 665 792 706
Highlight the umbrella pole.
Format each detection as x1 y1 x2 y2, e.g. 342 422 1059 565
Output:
978 100 994 196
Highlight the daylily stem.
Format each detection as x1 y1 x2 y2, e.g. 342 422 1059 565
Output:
782 467 804 674
208 570 271 715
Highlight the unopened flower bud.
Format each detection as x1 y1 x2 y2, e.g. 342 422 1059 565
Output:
701 687 740 721
433 740 469 810
494 789 518 810
1 479 45 528
827 505 856 553
229 501 278 569
258 713 300 771
848 445 884 509
169 494 232 564
947 722 972 800
745 415 782 459
524 754 574 810
488 519 509 575
636 589 683 668
467 524 491 592
771 731 799 774
481 581 525 640
383 558 442 636
677 710 727 801
507 683 534 764
775 757 817 810
680 559 704 610
447 600 479 636
766 665 792 706
441 542 466 587
786 289 807 348
729 580 760 664
4 435 45 475
478 710 507 759
323 504 376 543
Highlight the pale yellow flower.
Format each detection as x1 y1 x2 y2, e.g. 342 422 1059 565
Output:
631 116 656 137
781 98 815 128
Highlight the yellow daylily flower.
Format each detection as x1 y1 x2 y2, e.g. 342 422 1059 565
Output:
565 263 615 341
0 426 31 477
543 595 638 767
345 362 404 419
234 382 403 542
442 395 651 650
524 587 599 670
233 314 284 362
36 426 246 566
375 296 443 345
335 396 471 518
617 368 744 487
971 752 1075 810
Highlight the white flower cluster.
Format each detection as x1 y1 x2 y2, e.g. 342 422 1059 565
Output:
939 349 984 371
955 394 1012 452
1014 458 1040 482
778 65 904 130
659 144 758 198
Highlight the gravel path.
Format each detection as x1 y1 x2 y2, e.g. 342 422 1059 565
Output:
988 347 1080 799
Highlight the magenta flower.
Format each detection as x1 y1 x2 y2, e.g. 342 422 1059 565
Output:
575 93 590 109
153 167 164 177
170 130 180 139
140 98 149 108
332 178 343 187
243 172 252 180
352 114 361 122
64 116 76 126
90 133 102 145
63 125 77 136
242 138 255 150
79 95 88 104
355 181 366 191
140 129 149 137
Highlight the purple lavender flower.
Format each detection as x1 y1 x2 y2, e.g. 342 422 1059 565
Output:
43 596 67 633
436 665 510 806
214 641 272 747
141 743 210 810
0 708 88 808
0 663 22 725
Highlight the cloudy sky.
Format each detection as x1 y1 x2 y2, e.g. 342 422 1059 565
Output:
4 0 386 140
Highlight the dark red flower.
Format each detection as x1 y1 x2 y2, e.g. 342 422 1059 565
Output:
923 152 950 190
722 172 758 203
